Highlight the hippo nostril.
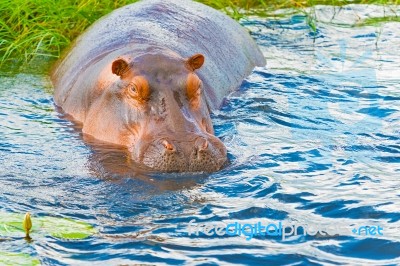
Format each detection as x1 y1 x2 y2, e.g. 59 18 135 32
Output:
195 138 208 152
201 140 208 151
162 139 175 152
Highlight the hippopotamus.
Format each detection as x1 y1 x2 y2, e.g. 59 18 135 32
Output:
52 0 265 172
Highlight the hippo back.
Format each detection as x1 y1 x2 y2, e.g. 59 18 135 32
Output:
52 0 265 111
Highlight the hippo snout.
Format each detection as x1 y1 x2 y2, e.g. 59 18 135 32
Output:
139 135 227 172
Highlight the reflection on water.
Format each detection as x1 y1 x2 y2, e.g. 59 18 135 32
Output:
1 5 400 265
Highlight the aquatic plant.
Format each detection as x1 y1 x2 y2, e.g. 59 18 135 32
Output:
0 252 40 266
22 212 32 238
0 211 96 240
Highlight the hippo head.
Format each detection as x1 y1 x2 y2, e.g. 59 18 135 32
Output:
82 50 227 172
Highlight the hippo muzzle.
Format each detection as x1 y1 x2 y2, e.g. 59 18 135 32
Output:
134 133 227 172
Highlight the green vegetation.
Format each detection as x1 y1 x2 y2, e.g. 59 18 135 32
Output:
0 0 139 67
0 252 40 266
357 15 400 26
0 0 399 70
0 211 95 265
0 211 96 239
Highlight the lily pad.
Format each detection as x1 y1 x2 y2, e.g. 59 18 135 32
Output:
0 252 40 266
38 216 96 239
0 211 96 240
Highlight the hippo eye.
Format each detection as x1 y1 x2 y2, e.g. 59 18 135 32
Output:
127 83 138 94
126 76 151 102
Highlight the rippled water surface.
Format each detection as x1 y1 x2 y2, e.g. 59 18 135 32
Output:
1 5 400 265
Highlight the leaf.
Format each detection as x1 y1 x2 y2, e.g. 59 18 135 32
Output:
0 252 40 266
38 216 96 239
0 211 96 240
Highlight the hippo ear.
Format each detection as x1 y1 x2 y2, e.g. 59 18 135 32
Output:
112 59 129 77
186 54 205 71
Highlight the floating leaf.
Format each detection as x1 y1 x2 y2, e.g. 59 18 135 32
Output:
0 211 96 240
0 252 40 266
39 216 96 239
0 212 39 235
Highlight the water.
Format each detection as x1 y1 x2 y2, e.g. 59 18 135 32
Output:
1 5 400 265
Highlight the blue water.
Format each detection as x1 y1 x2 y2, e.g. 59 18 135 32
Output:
1 5 400 265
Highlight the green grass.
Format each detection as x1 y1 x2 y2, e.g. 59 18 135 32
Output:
0 0 139 67
357 15 400 26
0 0 399 71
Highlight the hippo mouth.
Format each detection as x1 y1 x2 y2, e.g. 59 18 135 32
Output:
133 135 227 172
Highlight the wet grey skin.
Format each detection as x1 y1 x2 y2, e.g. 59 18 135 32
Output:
51 0 265 172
